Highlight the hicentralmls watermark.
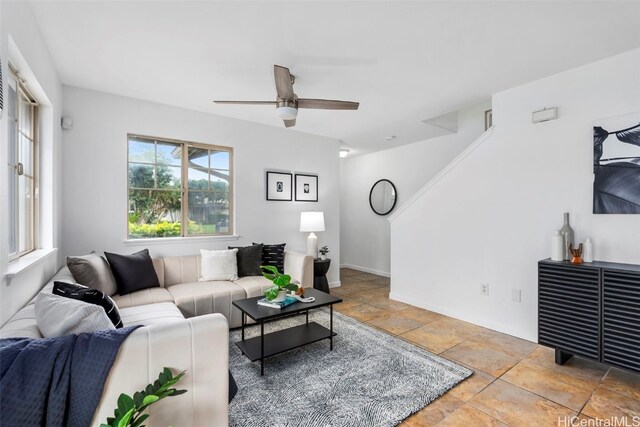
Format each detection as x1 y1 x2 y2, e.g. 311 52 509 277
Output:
558 416 640 427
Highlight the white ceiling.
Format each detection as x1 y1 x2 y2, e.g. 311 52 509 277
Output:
28 1 640 154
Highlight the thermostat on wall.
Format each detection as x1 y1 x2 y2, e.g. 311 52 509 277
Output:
532 107 558 124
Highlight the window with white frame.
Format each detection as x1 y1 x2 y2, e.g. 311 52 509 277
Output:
127 135 233 239
7 65 39 259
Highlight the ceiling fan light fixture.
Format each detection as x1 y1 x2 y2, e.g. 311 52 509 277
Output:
276 106 298 120
339 149 350 158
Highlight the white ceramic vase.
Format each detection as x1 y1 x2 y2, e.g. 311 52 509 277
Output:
271 290 288 303
584 238 594 263
551 230 564 261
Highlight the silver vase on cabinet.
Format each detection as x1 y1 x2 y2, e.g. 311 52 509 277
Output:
559 212 574 261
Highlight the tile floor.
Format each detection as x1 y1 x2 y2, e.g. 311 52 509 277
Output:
333 268 640 427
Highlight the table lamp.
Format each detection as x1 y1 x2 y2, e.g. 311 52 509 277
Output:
300 211 325 258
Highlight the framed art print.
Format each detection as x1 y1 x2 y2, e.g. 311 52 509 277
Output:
266 171 292 201
593 112 640 214
295 174 318 202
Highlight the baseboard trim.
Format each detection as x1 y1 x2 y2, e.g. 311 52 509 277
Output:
340 264 390 278
329 281 341 288
389 291 536 342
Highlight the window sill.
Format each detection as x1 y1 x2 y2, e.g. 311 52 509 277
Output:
123 235 240 246
6 248 58 280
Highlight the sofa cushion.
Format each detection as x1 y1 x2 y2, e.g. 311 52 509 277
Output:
53 281 123 328
163 255 201 286
232 276 274 299
167 281 244 327
34 292 115 338
111 287 174 309
105 249 160 295
254 242 286 274
151 258 165 288
229 244 263 277
67 252 118 296
119 302 184 327
200 249 238 281
0 305 42 339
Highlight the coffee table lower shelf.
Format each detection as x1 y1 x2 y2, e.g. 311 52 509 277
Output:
236 321 336 362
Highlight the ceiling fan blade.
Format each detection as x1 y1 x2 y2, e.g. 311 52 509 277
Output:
213 100 276 105
274 65 295 100
283 119 296 128
297 98 359 110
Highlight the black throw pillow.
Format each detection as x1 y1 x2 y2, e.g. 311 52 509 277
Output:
104 249 160 296
53 281 123 328
229 244 263 277
253 242 286 274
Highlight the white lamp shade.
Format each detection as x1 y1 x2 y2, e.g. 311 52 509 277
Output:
300 211 325 232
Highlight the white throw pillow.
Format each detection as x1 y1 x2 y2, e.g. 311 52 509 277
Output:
200 248 239 281
34 292 115 338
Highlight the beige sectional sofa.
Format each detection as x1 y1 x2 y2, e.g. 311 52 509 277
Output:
0 250 313 427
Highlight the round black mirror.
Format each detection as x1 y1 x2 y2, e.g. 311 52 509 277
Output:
369 179 397 216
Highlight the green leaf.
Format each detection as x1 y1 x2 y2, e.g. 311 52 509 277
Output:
273 275 291 287
284 283 299 292
142 394 160 406
260 265 279 275
116 408 135 427
133 391 144 407
131 414 149 427
170 389 188 396
117 394 135 413
264 286 279 300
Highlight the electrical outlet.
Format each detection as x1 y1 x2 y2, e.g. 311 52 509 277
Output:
512 289 522 303
480 283 489 296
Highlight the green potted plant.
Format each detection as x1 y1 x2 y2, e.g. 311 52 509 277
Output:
101 368 186 427
260 265 299 302
319 246 330 260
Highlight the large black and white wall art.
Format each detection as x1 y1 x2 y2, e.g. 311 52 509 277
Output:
593 112 640 214
266 171 292 201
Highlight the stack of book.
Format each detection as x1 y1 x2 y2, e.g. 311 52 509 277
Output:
257 296 298 309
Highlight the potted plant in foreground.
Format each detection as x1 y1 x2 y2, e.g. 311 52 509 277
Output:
101 368 186 427
319 246 329 260
260 265 299 302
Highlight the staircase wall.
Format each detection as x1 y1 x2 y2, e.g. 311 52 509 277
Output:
389 49 640 341
340 101 490 276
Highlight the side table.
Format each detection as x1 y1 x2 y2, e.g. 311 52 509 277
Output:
313 258 331 294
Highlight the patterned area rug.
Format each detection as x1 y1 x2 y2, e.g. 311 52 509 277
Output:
229 309 472 427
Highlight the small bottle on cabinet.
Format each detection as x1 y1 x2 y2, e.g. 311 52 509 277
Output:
551 230 564 261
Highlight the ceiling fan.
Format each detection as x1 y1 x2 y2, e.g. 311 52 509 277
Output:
213 65 359 128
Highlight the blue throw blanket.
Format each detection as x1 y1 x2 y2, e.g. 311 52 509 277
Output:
0 327 140 427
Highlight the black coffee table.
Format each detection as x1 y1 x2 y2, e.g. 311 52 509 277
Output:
232 288 342 375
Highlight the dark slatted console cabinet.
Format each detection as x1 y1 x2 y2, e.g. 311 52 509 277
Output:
538 259 640 373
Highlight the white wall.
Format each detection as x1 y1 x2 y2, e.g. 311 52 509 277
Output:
0 1 63 326
61 86 341 285
341 101 490 276
390 49 640 342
